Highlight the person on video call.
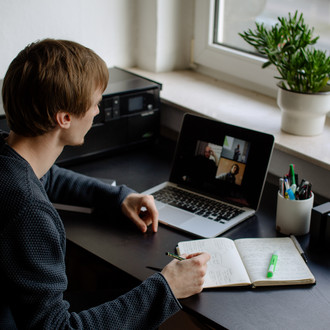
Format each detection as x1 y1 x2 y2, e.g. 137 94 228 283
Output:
0 39 210 329
188 145 219 184
233 144 240 161
217 163 240 184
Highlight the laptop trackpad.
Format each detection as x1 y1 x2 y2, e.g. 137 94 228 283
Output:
158 206 193 225
180 217 222 238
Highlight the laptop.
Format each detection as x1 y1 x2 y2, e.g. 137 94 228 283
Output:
143 113 274 238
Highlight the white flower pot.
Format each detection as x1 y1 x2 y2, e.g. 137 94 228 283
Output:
277 87 330 136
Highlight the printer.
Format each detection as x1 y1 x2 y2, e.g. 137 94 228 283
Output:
56 67 162 164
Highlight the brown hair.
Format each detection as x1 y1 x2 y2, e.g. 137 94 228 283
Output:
2 39 109 136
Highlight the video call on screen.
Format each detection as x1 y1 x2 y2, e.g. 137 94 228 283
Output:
188 136 251 186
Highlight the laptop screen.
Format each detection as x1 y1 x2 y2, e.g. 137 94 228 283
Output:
169 114 274 209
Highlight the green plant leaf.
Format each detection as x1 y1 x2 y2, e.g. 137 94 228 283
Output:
239 10 330 93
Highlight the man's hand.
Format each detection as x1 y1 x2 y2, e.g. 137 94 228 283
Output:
161 252 210 299
121 193 159 233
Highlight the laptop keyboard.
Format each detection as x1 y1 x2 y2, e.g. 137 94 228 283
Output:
152 186 243 222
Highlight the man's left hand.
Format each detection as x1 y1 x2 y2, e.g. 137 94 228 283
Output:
121 193 159 233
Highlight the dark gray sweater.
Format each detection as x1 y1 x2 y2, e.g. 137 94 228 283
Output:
0 131 180 329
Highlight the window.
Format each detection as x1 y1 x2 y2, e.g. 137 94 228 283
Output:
194 0 330 97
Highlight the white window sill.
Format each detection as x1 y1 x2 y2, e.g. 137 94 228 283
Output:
127 67 330 172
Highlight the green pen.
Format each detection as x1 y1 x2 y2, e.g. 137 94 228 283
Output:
267 252 278 278
165 252 185 261
290 164 296 185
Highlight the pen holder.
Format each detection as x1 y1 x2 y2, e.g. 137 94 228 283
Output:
276 191 314 236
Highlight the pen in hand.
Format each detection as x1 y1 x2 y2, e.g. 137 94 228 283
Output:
147 252 186 273
146 266 163 272
165 252 186 261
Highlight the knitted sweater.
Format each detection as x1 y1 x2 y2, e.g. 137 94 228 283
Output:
0 131 181 329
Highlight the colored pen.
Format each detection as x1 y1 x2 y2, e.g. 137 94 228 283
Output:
297 180 312 200
267 252 278 278
295 179 305 200
284 178 295 200
290 235 308 263
289 164 296 185
165 252 185 261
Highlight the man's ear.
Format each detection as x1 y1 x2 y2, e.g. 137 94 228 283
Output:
56 111 71 129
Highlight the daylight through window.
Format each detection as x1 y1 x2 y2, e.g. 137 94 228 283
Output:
213 0 330 55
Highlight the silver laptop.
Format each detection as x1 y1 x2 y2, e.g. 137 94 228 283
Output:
143 113 274 238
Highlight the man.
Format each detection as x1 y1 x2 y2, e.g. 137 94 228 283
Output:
217 163 240 184
0 39 210 329
188 145 219 184
233 144 240 161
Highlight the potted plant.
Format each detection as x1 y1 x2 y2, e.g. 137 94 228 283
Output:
239 11 330 136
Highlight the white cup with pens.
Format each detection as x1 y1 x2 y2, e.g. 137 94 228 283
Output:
276 164 314 236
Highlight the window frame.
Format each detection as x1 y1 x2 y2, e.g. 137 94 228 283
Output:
193 0 278 97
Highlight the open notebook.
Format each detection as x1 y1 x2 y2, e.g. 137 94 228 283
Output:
143 114 274 238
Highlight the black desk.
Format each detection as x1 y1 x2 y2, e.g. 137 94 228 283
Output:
62 139 330 330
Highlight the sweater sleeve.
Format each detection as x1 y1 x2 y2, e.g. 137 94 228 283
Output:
1 201 181 329
42 165 135 215
69 273 181 329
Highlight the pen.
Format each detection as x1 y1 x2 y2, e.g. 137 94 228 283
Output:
290 235 308 263
165 252 185 261
267 252 278 278
146 266 163 272
284 178 295 200
289 164 296 185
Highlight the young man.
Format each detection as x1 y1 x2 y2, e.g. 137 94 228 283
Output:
0 39 210 329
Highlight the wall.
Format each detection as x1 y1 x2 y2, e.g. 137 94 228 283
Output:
0 0 138 79
136 0 194 72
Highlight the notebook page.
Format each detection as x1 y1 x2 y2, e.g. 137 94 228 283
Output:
178 237 251 288
234 237 314 285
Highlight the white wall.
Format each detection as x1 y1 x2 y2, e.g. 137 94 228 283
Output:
0 0 139 79
136 0 194 72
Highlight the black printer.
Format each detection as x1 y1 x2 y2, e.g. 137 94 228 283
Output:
56 67 161 164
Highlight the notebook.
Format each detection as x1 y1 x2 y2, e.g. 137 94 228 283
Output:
143 113 274 238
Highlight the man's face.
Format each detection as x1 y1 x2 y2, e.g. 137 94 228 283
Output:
204 146 211 158
66 88 103 146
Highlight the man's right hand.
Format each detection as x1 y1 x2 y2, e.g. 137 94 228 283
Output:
161 252 210 299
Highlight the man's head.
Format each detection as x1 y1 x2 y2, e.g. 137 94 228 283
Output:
2 39 109 137
204 146 212 158
231 164 239 175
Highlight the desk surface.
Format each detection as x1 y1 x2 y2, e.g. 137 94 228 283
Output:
62 139 330 330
